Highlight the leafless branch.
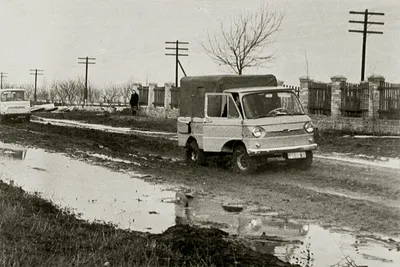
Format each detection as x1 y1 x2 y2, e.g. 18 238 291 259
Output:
201 4 285 75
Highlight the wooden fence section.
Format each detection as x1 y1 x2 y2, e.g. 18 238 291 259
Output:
138 86 149 106
340 81 369 117
308 82 331 115
170 87 180 108
153 86 165 107
378 82 400 119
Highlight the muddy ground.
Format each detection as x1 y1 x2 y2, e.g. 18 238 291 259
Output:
1 111 400 266
37 110 400 158
2 112 399 234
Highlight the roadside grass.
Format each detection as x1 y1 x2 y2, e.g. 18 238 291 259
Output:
0 181 176 267
0 180 292 267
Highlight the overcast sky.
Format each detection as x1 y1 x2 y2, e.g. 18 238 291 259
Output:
0 0 399 88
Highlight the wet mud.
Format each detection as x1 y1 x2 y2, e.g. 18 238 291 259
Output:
1 142 399 266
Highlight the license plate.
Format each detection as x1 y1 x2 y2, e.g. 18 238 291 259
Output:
288 152 306 159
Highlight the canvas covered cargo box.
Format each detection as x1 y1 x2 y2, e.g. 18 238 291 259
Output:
179 75 277 117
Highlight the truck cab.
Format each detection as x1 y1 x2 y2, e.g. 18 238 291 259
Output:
177 75 317 173
0 89 31 123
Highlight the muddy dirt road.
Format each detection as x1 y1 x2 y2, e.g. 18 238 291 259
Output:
1 119 400 266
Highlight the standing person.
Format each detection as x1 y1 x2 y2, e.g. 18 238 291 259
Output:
129 90 139 115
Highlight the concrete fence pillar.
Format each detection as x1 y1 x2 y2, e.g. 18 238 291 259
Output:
164 82 173 110
148 83 157 108
330 75 346 117
299 76 312 113
368 75 385 119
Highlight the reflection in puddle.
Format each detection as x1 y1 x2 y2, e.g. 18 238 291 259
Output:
0 142 399 267
0 142 176 233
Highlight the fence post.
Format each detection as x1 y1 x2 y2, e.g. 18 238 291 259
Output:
299 76 311 113
148 83 156 108
164 82 173 110
368 75 385 119
164 82 175 118
330 75 346 117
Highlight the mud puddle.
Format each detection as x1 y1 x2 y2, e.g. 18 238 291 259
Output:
0 142 399 266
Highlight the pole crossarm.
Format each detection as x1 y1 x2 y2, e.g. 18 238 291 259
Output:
165 53 189 56
349 30 383 34
349 20 384 25
349 11 385 15
348 9 384 81
165 40 189 87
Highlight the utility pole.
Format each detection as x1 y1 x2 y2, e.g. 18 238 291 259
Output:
165 40 189 87
349 9 384 81
0 72 7 89
29 69 44 103
78 57 96 105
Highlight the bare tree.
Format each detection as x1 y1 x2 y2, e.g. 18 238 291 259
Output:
121 77 136 105
102 83 122 105
53 78 85 105
201 4 284 75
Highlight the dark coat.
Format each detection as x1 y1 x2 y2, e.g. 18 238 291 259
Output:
130 92 139 106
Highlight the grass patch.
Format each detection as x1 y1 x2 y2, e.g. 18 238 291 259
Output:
0 181 292 267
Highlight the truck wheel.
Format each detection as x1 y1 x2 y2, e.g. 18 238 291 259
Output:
25 115 31 123
185 140 207 166
290 151 313 170
232 145 257 173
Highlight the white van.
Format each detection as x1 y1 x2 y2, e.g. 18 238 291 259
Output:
177 75 317 173
0 89 31 123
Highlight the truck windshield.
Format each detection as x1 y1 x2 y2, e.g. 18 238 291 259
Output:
1 91 26 102
242 91 304 119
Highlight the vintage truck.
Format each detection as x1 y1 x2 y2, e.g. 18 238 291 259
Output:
177 75 317 173
0 88 31 123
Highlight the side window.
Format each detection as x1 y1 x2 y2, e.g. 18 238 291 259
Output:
228 96 240 118
206 94 226 117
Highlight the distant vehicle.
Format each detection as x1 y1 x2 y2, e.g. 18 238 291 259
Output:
0 88 31 123
177 75 317 173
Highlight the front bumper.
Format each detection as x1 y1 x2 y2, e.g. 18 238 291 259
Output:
247 143 317 156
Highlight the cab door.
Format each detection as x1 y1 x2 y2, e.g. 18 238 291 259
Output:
202 93 243 152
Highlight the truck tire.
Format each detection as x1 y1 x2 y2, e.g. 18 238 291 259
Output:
185 140 207 166
232 145 257 174
25 115 31 123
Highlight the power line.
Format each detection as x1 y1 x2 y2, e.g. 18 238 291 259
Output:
29 69 44 103
78 57 96 105
165 40 189 87
349 9 384 81
0 72 7 89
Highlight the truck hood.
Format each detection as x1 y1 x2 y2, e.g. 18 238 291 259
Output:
242 115 311 127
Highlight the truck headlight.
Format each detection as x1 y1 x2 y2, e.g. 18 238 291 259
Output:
304 122 314 133
252 126 263 138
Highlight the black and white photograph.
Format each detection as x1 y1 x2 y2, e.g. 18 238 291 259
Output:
0 0 399 266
